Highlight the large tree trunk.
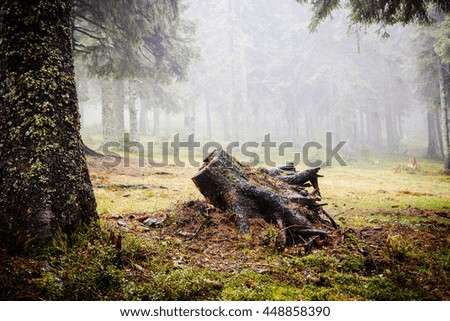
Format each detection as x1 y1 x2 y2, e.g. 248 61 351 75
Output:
0 0 98 253
192 150 337 247
436 57 450 170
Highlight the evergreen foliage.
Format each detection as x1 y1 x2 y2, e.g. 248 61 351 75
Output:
73 0 197 82
298 0 450 30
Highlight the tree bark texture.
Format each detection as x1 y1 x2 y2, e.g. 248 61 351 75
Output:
436 56 450 170
0 0 98 253
192 150 337 246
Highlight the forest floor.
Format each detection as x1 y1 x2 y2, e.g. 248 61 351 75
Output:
1 152 449 300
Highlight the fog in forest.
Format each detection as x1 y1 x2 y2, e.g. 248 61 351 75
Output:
76 0 439 166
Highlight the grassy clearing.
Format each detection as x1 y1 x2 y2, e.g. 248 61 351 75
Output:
321 157 449 212
90 151 449 216
1 152 449 300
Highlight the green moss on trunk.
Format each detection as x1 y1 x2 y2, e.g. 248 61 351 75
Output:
0 0 98 253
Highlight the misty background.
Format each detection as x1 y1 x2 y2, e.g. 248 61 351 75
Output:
75 0 443 165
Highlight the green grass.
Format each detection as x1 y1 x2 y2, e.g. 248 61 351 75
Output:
1 151 449 301
1 219 448 300
319 156 449 211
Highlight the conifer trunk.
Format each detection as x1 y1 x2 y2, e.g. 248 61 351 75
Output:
139 98 149 135
385 105 399 151
427 110 440 158
359 109 365 145
128 80 139 141
153 106 161 136
0 0 98 253
102 79 116 146
436 57 450 170
113 80 125 144
396 109 404 139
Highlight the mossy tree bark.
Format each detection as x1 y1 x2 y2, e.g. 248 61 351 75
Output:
0 0 98 253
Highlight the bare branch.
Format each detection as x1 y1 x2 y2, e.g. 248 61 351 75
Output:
75 13 107 31
74 27 106 42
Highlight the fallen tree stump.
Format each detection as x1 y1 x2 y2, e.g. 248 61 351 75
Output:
192 150 338 247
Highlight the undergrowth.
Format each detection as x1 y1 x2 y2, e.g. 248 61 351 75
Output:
1 208 448 301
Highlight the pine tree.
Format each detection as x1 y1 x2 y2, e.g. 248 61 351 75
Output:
298 0 450 30
415 15 450 169
74 0 197 145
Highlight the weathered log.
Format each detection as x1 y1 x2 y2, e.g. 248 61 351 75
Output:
268 162 296 176
192 150 337 246
277 167 322 188
267 164 323 198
